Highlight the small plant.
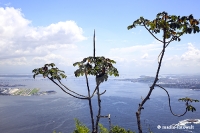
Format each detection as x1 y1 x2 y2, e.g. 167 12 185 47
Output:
98 123 109 133
110 125 135 133
73 118 90 133
72 119 136 133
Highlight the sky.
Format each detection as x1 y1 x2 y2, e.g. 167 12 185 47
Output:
0 0 200 77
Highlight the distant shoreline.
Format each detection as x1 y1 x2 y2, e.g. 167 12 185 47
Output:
115 75 200 90
0 88 56 96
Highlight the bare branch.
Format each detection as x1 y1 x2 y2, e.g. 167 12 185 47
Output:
165 37 175 48
48 76 89 100
99 90 106 95
90 83 101 98
155 84 187 116
143 22 163 43
158 31 186 63
57 80 88 98
157 50 163 64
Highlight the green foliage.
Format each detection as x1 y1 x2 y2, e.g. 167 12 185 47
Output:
179 97 199 112
73 118 90 133
186 105 197 112
73 56 119 83
32 63 67 80
98 123 109 133
178 97 199 102
98 123 136 133
128 11 200 40
72 120 135 133
110 125 135 133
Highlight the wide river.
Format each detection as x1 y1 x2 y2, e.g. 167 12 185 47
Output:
0 76 200 133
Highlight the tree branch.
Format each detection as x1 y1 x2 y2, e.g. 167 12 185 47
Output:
165 37 174 48
90 83 101 98
48 76 89 100
165 30 186 48
99 90 106 95
155 84 187 116
57 80 88 98
143 22 164 43
158 31 186 63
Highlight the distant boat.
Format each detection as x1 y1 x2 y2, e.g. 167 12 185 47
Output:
187 119 198 122
178 119 200 126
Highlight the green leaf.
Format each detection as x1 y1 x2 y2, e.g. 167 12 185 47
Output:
194 100 199 102
32 63 66 80
73 56 119 81
128 12 200 44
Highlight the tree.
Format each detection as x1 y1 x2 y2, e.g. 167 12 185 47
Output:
128 11 200 133
32 30 119 133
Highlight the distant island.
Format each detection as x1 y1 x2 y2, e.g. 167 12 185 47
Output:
0 88 56 96
0 82 56 96
0 83 26 87
115 75 200 90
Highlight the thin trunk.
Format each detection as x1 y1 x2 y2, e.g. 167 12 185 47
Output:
95 86 101 133
89 98 95 133
85 72 95 132
136 15 167 133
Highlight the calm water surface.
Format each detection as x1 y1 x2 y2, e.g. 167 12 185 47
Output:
0 77 200 133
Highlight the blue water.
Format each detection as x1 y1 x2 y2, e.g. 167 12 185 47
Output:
0 77 200 133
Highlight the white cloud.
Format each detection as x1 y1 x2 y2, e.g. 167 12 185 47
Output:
181 43 200 61
162 43 200 73
0 7 30 38
109 43 161 55
107 42 161 67
0 7 86 67
0 57 27 65
107 42 200 74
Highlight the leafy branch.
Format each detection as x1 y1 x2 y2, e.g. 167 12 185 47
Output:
155 84 199 116
32 63 99 100
73 56 119 83
179 97 199 112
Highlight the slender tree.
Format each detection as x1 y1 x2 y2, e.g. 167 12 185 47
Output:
32 30 119 133
128 11 200 133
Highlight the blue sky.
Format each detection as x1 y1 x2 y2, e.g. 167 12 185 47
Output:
0 0 200 76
